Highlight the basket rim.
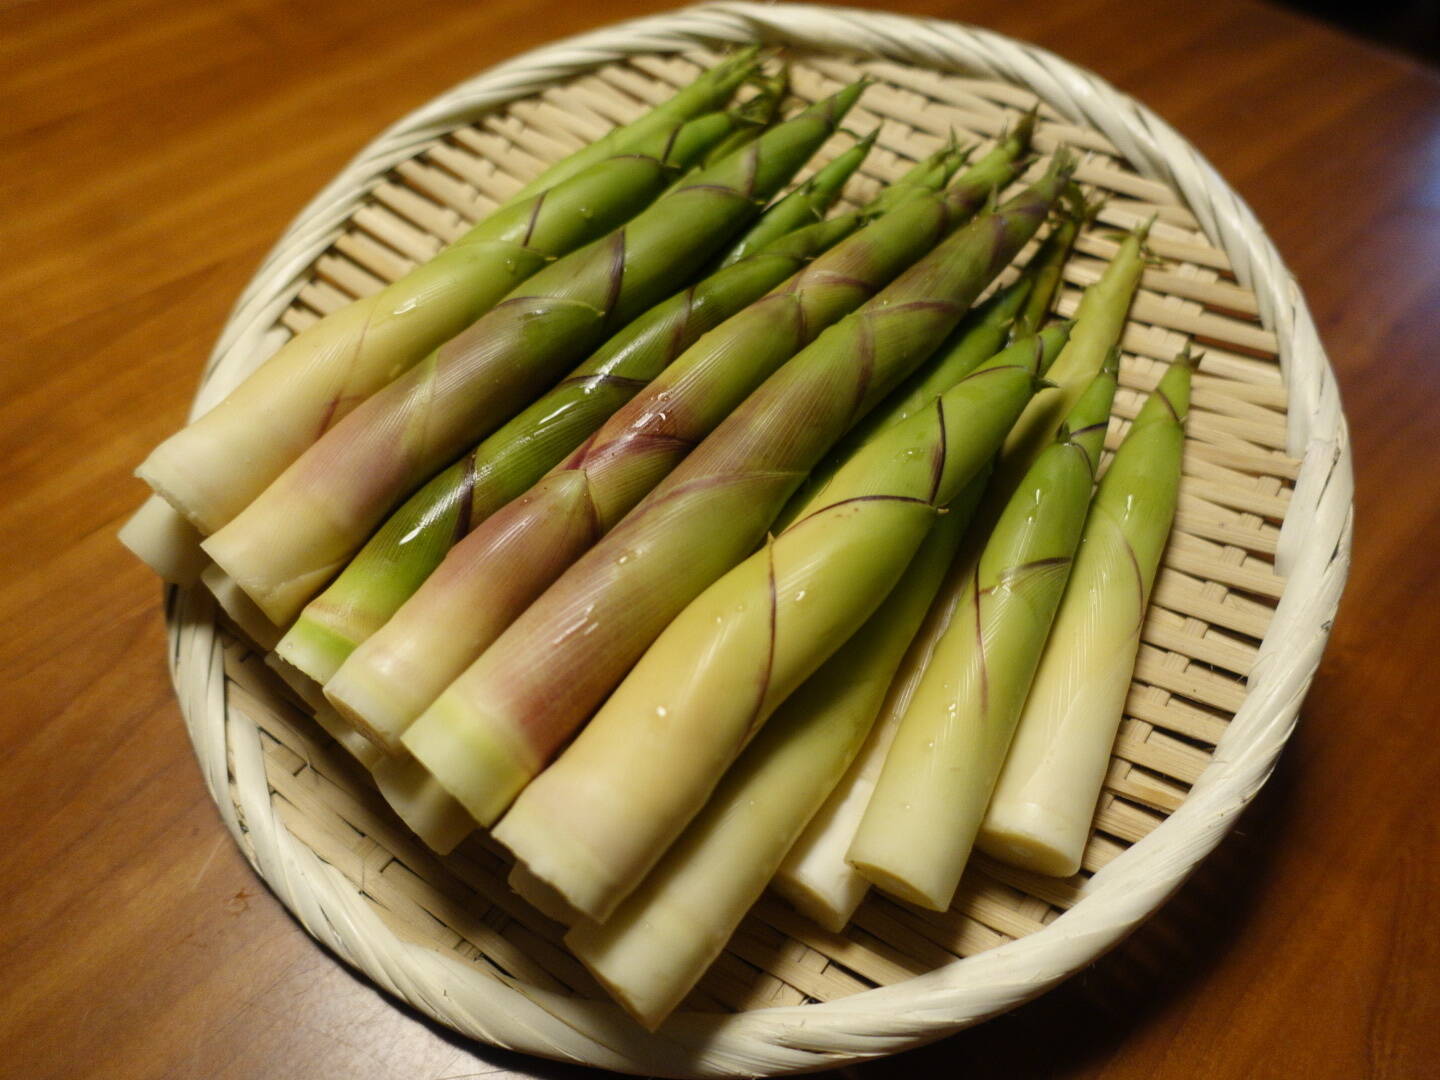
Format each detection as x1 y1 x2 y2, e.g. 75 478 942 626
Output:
166 3 1354 1075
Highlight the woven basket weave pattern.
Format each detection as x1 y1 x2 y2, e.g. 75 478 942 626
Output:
166 4 1351 1075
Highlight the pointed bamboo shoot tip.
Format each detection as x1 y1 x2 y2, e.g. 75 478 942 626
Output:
1135 211 1158 243
1012 106 1039 147
1060 181 1099 223
727 43 765 65
1047 145 1078 178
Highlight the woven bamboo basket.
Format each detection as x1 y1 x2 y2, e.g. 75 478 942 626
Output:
157 2 1351 1074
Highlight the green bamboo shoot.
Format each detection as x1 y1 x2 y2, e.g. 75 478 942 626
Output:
997 218 1148 473
978 350 1193 877
848 356 1119 910
1009 184 1095 337
816 218 1144 911
765 204 1091 925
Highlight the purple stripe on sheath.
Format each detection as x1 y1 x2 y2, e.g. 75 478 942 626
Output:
928 395 950 506
451 450 478 545
521 189 547 248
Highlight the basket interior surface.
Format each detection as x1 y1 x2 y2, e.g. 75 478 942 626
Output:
201 47 1294 1025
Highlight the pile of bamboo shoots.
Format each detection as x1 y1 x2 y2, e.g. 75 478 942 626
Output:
124 56 1194 1031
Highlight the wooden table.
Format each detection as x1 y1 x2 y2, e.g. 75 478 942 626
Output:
4 0 1436 1076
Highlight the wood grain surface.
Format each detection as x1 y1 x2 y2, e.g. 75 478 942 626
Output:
2 0 1437 1077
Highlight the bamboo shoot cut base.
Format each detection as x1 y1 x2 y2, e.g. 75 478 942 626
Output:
203 563 283 650
311 703 387 773
508 864 582 926
371 755 475 855
975 799 1088 878
119 494 208 585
